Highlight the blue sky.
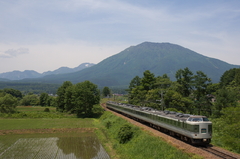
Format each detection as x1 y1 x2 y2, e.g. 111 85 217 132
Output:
0 0 239 73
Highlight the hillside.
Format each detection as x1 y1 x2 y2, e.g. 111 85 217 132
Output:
18 42 239 87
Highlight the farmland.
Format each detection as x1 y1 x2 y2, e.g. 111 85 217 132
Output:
0 106 110 159
0 132 110 159
0 105 199 159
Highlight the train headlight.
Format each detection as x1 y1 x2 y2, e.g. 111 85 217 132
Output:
203 139 207 142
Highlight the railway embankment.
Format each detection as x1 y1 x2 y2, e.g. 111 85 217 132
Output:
101 103 240 159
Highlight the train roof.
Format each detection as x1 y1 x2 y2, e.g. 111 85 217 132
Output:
107 101 208 122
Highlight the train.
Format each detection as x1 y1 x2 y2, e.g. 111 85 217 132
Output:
106 101 212 145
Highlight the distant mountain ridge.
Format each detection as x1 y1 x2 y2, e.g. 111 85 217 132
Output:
0 63 95 80
17 42 240 87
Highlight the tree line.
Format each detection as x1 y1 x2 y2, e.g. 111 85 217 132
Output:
127 67 240 118
0 81 102 117
126 67 240 152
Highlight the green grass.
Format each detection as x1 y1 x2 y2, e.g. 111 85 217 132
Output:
0 118 94 130
95 111 198 159
16 106 56 112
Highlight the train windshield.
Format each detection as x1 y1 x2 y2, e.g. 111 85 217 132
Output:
203 117 209 121
188 117 210 122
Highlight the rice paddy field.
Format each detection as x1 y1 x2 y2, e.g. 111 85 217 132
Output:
0 132 110 159
0 106 110 159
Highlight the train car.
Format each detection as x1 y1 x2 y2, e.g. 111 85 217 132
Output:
106 101 212 145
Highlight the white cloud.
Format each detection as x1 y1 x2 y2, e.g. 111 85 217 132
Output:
0 48 29 58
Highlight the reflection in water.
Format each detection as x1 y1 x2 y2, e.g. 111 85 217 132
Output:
56 136 110 159
0 133 110 159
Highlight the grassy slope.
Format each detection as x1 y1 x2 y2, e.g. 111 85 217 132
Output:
95 110 202 159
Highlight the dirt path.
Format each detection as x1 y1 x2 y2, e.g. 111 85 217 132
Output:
102 103 240 159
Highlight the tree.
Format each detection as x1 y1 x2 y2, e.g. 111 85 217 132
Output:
129 86 147 106
220 68 240 87
56 81 73 112
128 76 141 92
64 85 75 113
0 94 18 113
213 88 238 117
141 70 156 91
164 90 193 113
3 88 23 99
102 87 111 97
128 76 142 104
39 93 49 106
72 81 100 117
175 67 194 97
192 71 212 115
213 106 240 153
20 94 39 106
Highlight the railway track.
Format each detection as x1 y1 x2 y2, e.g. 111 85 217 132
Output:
200 146 239 159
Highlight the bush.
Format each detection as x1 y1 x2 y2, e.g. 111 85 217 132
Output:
117 124 133 144
105 121 112 129
43 108 50 112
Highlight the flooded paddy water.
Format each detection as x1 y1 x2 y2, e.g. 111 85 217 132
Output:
0 132 110 159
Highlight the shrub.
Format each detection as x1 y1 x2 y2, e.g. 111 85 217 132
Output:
117 124 133 144
105 121 112 129
43 108 50 112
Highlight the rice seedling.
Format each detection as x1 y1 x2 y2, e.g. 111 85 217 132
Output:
0 132 110 159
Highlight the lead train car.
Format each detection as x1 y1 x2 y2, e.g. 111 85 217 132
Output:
106 101 212 145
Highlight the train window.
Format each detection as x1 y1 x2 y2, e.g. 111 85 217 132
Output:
203 118 209 121
208 125 212 133
201 128 207 133
193 125 199 133
192 118 203 122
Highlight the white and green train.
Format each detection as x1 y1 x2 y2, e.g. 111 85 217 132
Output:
106 101 212 145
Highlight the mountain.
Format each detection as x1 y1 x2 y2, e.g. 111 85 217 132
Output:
0 70 42 80
19 42 240 87
0 63 95 80
42 63 95 76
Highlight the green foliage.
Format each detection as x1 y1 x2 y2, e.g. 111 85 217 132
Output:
117 124 134 144
175 67 194 97
3 88 23 99
43 108 50 112
212 106 240 153
0 106 75 118
102 86 111 97
0 94 18 113
56 81 100 117
213 88 238 117
193 71 212 101
56 81 73 112
72 81 100 117
141 70 156 91
20 94 39 106
220 68 240 87
0 82 60 94
39 93 49 106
